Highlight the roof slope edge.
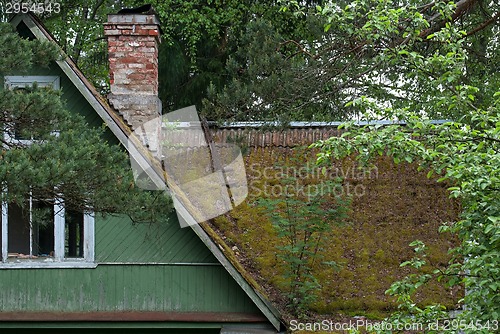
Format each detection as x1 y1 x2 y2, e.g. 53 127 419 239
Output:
9 12 285 332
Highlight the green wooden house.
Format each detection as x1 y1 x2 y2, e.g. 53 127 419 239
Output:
0 11 284 333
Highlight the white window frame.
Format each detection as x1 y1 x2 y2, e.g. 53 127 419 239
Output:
1 196 95 268
4 75 60 90
1 76 95 269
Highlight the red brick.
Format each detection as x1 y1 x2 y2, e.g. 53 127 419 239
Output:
127 63 146 69
104 29 121 35
136 37 155 43
105 17 161 129
134 28 150 35
120 56 140 64
114 46 133 52
128 51 148 58
127 73 146 80
110 63 126 69
108 51 126 59
107 40 121 47
137 47 156 53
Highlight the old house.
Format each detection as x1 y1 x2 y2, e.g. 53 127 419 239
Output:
0 6 461 332
0 10 285 333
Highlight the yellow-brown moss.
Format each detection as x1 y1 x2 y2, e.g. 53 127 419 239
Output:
211 146 462 320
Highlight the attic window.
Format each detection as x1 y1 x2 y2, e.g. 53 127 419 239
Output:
1 193 95 267
4 76 60 90
3 76 61 145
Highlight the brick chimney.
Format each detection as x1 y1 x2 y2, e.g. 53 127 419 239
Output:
104 9 161 131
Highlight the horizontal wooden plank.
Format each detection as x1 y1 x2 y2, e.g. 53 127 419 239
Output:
0 311 267 322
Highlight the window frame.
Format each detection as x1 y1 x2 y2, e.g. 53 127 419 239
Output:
1 76 95 269
4 76 60 90
1 196 95 268
3 76 61 146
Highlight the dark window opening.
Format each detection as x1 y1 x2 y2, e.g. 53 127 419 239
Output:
65 210 84 258
7 202 31 257
7 200 55 259
32 201 55 257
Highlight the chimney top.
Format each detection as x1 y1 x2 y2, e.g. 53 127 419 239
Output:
104 5 162 138
106 14 160 25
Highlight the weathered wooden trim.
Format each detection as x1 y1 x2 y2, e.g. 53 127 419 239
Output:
84 213 95 262
207 119 452 128
3 75 61 147
221 326 279 334
53 199 65 261
0 311 268 323
1 199 7 262
0 194 95 267
0 322 274 330
29 195 33 256
97 262 221 266
0 261 97 269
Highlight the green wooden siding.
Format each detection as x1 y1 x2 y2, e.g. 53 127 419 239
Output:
0 265 260 313
95 213 217 263
0 19 272 328
0 211 260 315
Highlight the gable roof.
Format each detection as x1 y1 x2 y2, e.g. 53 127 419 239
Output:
9 13 285 332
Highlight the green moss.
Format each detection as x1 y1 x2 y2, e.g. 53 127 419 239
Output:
374 249 385 262
211 147 462 319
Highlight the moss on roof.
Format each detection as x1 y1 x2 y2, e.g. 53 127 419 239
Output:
210 145 462 322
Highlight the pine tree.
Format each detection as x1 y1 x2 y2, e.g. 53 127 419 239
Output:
0 22 172 222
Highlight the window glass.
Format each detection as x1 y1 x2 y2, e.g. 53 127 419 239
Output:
32 200 55 257
7 201 31 257
6 200 55 259
65 210 84 258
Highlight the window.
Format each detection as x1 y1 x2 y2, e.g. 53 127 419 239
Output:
1 195 95 267
4 76 60 90
3 76 61 145
1 76 95 268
